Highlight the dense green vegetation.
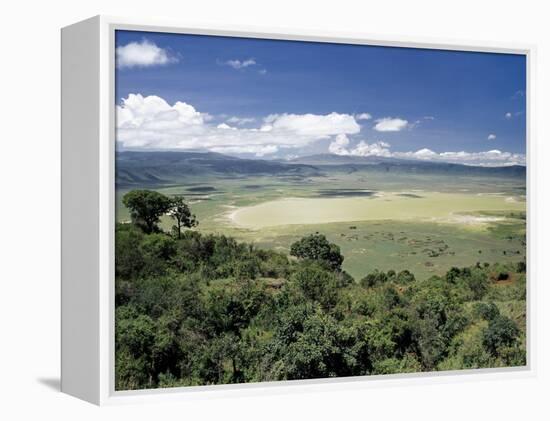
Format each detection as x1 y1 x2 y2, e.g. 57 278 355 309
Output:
115 190 526 390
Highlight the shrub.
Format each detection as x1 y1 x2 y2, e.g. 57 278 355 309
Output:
360 270 388 288
482 315 520 356
396 269 415 284
474 302 500 321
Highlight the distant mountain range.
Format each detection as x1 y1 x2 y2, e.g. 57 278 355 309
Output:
289 153 526 176
289 153 403 165
116 151 321 187
116 151 526 188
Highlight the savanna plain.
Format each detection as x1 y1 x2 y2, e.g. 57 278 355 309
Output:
114 151 527 390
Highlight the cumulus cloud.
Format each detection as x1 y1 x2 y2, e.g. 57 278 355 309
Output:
227 116 256 125
216 123 236 130
356 113 372 121
399 149 526 166
488 133 497 140
329 138 524 167
211 144 279 157
328 134 351 155
409 148 438 159
116 94 360 157
116 93 524 166
328 136 390 158
350 141 392 157
373 117 409 132
262 113 360 137
224 58 256 69
117 94 205 130
116 39 176 69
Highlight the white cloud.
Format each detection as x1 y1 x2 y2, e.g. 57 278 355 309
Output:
350 141 392 157
227 116 256 125
373 117 409 132
116 94 360 157
211 144 279 157
224 58 256 69
216 123 236 130
505 112 512 119
116 93 524 166
396 148 525 166
356 113 372 121
488 133 497 140
410 148 438 159
329 138 525 167
329 136 390 158
328 134 351 155
262 112 360 137
116 40 176 69
117 94 205 130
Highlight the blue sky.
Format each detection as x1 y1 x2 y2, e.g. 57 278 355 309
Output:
115 30 526 166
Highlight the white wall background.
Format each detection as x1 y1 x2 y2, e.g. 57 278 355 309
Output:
0 0 548 419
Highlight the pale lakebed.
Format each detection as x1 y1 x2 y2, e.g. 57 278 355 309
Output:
229 192 526 229
116 173 526 279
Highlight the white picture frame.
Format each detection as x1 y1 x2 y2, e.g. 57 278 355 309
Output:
61 15 536 405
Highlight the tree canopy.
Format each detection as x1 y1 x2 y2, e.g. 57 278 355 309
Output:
290 233 344 270
122 190 172 234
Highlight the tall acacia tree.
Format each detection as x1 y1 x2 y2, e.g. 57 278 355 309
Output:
122 190 172 234
168 196 198 239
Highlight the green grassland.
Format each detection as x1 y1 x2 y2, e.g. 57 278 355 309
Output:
116 170 526 280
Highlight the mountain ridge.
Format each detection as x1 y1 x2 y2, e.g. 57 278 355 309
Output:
116 150 526 188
